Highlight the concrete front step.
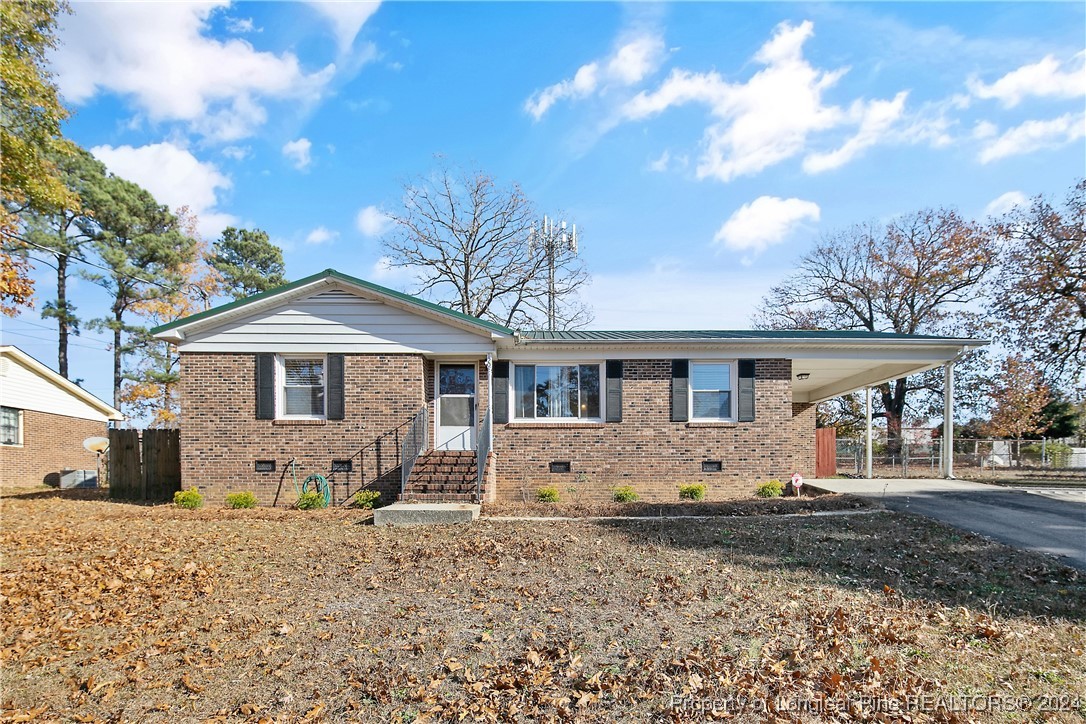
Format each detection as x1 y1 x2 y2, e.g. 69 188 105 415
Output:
373 502 481 526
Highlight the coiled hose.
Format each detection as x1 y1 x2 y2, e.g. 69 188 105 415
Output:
301 473 331 507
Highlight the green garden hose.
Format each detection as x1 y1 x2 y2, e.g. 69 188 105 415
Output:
302 473 331 507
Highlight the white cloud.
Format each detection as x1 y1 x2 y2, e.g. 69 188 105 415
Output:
984 191 1028 217
978 112 1086 163
648 150 671 173
356 205 394 237
968 52 1086 108
221 145 250 161
305 226 338 245
225 16 259 34
713 196 820 258
525 34 665 120
368 256 417 286
307 2 380 53
90 142 235 237
282 138 313 170
621 21 916 182
53 1 335 142
803 91 909 173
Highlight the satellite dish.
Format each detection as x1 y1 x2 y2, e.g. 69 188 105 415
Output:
83 436 109 454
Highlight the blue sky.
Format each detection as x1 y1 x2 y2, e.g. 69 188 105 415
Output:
2 1 1084 405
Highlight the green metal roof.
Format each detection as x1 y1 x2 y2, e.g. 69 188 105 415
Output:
150 269 514 336
518 330 977 343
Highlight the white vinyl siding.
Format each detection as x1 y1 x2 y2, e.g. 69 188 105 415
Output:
690 361 735 421
178 289 497 354
0 355 112 422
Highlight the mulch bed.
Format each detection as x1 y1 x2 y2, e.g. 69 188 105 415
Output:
483 493 875 518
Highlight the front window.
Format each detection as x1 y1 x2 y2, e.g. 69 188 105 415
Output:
690 362 733 421
514 364 600 420
280 356 325 418
1 406 21 445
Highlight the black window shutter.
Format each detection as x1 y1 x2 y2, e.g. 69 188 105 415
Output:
737 359 756 422
492 360 509 424
256 353 275 420
671 359 689 422
327 354 345 420
605 360 623 422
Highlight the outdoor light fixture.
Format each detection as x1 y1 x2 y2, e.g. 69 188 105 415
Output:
796 373 811 380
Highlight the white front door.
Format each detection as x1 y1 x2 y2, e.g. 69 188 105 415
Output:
436 363 476 450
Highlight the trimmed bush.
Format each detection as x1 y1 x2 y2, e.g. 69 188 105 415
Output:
679 483 706 501
296 491 327 510
225 491 258 509
174 487 203 509
351 490 381 509
755 479 784 498
612 485 639 503
537 486 560 503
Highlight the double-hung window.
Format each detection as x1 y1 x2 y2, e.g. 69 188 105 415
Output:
513 364 601 420
279 356 326 419
1 406 21 446
690 362 734 421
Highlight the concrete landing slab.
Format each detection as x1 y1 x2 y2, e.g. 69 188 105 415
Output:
373 502 481 527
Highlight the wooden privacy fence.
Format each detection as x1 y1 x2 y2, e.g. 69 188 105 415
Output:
108 429 182 502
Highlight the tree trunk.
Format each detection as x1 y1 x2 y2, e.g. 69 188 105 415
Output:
56 254 69 379
113 307 123 410
879 378 908 455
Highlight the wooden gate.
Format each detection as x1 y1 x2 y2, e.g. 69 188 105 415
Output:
815 427 837 478
108 429 182 502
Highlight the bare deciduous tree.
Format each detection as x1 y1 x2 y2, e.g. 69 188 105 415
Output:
381 164 591 329
754 209 997 448
991 179 1085 386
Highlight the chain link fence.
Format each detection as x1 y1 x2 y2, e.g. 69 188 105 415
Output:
836 428 1085 478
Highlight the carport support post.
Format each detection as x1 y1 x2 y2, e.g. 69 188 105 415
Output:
864 387 873 479
943 362 955 479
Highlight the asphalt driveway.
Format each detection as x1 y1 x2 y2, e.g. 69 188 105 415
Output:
807 478 1086 570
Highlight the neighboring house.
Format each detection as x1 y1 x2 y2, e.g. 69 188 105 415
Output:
0 346 124 487
152 269 984 506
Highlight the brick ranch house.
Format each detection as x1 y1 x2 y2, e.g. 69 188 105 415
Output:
1 346 124 487
152 270 982 507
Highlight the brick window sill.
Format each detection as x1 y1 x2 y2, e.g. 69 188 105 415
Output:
504 422 607 429
272 419 328 427
685 421 738 429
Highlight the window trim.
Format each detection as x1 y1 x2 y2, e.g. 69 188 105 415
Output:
511 361 605 423
276 354 327 420
689 360 737 422
0 406 23 447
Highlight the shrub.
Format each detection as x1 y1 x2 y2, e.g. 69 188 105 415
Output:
755 479 784 498
537 486 560 503
296 491 327 510
1020 442 1073 467
351 490 381 509
679 483 706 501
612 485 639 503
174 487 203 509
225 491 257 509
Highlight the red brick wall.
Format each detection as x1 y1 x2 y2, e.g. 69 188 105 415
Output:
0 410 106 487
179 353 427 507
490 359 815 502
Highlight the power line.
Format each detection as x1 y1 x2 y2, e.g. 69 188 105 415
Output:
1 316 113 344
0 329 110 351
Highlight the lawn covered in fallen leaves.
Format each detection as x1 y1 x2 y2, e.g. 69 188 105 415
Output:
1 488 1083 723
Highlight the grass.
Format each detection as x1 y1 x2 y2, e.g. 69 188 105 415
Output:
1 486 1084 722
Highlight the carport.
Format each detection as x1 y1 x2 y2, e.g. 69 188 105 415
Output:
788 335 987 479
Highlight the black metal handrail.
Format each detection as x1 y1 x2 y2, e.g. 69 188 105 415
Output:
475 408 491 503
330 415 416 506
400 406 429 497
